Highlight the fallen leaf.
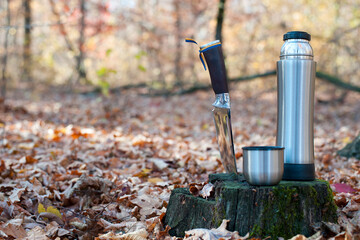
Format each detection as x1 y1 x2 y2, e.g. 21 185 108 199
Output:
342 200 360 216
19 155 38 164
148 177 163 184
18 142 36 150
25 226 49 240
0 160 6 172
46 206 62 219
149 158 168 170
38 203 62 218
184 219 247 240
0 219 27 239
331 183 356 193
38 212 64 225
96 229 148 240
38 203 46 213
199 182 214 199
70 221 88 230
289 235 306 240
322 154 332 165
44 221 59 238
9 188 26 203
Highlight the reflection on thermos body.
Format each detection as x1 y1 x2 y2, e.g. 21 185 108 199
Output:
276 31 316 181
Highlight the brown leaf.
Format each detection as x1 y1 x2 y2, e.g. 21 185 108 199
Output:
184 220 246 240
19 155 38 164
289 235 306 240
44 221 59 238
322 154 332 165
322 221 341 235
342 200 360 217
158 225 171 238
25 226 50 240
0 160 6 172
0 219 27 239
38 212 64 225
63 174 114 200
334 194 348 207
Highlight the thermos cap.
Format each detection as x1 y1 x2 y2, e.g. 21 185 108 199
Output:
283 31 311 41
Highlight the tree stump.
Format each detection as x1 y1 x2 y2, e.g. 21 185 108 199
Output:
164 173 337 239
338 134 360 160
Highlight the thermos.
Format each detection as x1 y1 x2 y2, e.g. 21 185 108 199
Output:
276 31 316 181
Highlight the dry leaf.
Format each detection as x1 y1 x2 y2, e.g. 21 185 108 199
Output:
1 81 360 240
0 219 27 239
184 219 247 240
9 188 26 203
149 158 168 170
38 203 62 219
289 235 306 240
148 177 164 184
18 142 36 150
96 229 148 240
38 212 64 225
199 182 214 199
45 221 59 238
25 226 49 240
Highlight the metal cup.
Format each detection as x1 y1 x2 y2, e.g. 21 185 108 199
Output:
243 146 284 186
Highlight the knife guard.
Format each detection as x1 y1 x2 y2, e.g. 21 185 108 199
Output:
202 45 228 94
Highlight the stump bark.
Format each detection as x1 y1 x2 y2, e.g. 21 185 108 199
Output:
338 134 360 160
164 173 337 239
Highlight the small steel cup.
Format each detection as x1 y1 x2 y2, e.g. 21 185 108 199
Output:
242 146 284 186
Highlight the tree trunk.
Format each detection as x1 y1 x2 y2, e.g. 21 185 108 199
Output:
338 134 360 160
1 0 11 99
173 0 183 88
215 0 227 79
75 0 87 84
23 0 32 83
215 0 226 42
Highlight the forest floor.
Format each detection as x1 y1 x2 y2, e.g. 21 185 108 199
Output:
0 86 359 239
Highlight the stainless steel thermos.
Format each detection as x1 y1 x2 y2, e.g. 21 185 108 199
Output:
276 31 316 181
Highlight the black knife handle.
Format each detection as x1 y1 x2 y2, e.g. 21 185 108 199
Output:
202 44 228 94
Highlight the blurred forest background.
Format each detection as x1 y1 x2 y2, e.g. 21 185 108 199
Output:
1 0 360 97
0 1 359 239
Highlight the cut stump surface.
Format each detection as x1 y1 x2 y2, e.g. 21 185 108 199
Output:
164 173 337 238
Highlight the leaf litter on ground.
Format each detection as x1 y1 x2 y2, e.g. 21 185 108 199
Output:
0 89 359 239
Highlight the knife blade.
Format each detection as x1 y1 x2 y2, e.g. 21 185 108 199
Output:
200 40 237 174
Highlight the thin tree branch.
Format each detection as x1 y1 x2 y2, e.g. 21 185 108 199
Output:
48 0 75 53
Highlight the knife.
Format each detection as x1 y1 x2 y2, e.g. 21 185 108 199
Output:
199 40 237 174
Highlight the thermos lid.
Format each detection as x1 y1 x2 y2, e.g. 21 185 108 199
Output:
283 31 311 41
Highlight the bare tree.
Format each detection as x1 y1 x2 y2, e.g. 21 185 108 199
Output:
75 0 87 84
215 0 225 42
23 0 32 83
1 0 11 150
174 0 183 88
1 0 11 99
49 0 75 53
49 0 88 87
215 0 227 78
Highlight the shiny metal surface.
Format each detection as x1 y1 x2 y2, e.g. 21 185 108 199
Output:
276 38 316 165
280 39 313 60
213 93 237 173
243 146 284 186
213 93 231 109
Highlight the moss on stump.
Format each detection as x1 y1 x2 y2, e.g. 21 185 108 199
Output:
164 174 337 238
